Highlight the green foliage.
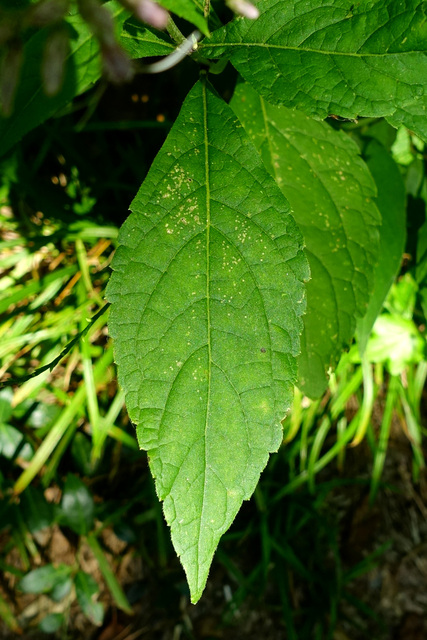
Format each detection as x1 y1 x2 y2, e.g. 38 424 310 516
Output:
107 77 308 601
1 0 426 616
231 81 381 397
200 0 427 141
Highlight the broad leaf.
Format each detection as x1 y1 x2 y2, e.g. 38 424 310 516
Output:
200 0 427 142
107 78 308 601
231 82 380 397
356 140 406 354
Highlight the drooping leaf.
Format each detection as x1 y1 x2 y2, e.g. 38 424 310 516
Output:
231 82 380 397
356 139 406 354
200 0 427 142
107 78 308 601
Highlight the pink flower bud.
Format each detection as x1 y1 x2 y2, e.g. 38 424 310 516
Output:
133 0 169 30
227 0 259 19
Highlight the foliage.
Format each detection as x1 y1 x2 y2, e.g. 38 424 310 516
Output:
0 0 426 616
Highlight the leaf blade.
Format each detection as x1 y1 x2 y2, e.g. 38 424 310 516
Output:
200 0 427 140
107 79 308 601
231 82 381 396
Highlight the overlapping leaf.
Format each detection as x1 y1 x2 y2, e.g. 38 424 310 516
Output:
356 139 406 354
231 82 381 397
107 79 308 601
201 0 427 142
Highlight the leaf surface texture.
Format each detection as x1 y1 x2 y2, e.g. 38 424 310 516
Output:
231 82 381 396
107 79 308 600
201 0 427 141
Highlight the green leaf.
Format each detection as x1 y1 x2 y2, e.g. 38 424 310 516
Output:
59 475 94 535
107 78 308 601
75 571 104 625
0 1 130 158
200 0 427 141
356 139 407 354
157 0 209 35
231 82 380 397
20 487 56 533
38 613 64 634
18 564 72 594
0 424 33 460
121 18 174 58
0 388 13 424
50 577 72 602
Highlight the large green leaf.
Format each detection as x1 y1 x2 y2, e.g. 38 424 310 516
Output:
200 0 427 142
231 82 380 397
356 139 406 354
107 78 308 601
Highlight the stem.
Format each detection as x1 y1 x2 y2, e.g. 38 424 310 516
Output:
203 0 210 18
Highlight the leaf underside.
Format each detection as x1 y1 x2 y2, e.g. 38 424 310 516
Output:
231 82 381 397
201 0 427 142
107 79 308 601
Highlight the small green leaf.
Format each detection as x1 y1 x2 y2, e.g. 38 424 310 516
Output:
158 0 209 35
0 424 33 460
121 18 174 58
75 571 104 626
107 79 308 601
50 577 72 602
39 613 64 634
231 82 380 397
18 564 72 595
356 140 407 353
59 475 94 535
200 0 427 141
20 486 56 533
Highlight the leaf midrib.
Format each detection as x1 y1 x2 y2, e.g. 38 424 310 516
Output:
199 41 421 58
197 77 211 595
